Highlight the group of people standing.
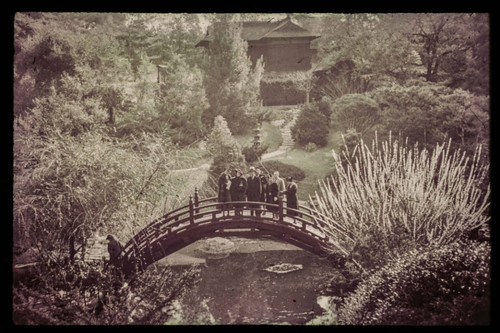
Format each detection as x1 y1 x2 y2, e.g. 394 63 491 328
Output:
217 166 299 218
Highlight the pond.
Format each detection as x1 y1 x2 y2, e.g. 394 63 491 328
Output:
158 237 339 325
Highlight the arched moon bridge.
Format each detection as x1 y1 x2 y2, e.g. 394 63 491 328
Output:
118 190 339 275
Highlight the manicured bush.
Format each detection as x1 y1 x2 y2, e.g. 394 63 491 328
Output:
315 96 334 126
242 144 269 163
330 93 380 134
368 81 490 157
337 240 491 325
291 104 329 147
258 160 306 181
304 142 318 152
260 80 305 106
206 116 246 176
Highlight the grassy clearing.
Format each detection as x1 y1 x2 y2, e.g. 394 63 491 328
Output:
266 130 343 201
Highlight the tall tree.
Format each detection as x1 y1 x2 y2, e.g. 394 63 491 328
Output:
202 14 264 135
154 54 208 144
304 13 422 95
407 13 489 92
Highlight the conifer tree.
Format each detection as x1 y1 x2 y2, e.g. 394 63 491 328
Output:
206 115 245 175
202 14 264 135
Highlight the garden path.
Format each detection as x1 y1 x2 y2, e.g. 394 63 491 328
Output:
261 108 300 160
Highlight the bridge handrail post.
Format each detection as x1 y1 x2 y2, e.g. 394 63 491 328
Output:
278 197 284 223
194 188 199 213
189 195 194 225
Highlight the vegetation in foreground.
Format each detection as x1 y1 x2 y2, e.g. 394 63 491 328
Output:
312 136 490 325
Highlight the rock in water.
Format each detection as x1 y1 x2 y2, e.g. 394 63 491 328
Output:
263 263 303 274
197 237 235 259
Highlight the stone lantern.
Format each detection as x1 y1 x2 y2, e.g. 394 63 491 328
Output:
253 125 262 148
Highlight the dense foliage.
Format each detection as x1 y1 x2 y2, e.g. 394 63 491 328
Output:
314 136 490 271
257 160 306 181
337 240 490 325
369 80 489 155
206 115 245 176
291 103 330 147
201 14 264 135
13 13 215 324
13 262 200 324
242 144 269 163
330 93 380 135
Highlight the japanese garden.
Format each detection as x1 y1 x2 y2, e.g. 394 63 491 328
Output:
13 13 490 325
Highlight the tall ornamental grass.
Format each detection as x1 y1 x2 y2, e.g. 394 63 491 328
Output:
311 133 490 270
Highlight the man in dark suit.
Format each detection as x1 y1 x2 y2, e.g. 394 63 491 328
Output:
106 234 123 268
246 166 262 216
283 176 299 216
230 168 247 216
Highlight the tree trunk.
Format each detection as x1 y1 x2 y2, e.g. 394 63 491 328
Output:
108 107 115 125
425 49 434 82
69 235 76 264
432 56 440 81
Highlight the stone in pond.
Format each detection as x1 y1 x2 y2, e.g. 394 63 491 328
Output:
197 237 235 259
263 263 303 274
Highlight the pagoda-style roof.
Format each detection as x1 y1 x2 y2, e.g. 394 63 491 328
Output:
196 15 320 47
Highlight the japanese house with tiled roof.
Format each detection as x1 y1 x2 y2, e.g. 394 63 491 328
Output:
196 15 321 105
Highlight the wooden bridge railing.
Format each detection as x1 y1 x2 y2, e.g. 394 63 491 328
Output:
118 189 342 275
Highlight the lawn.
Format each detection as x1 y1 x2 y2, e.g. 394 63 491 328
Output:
266 130 343 202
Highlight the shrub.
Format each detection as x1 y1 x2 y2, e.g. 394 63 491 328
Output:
291 104 329 147
312 135 490 272
258 160 306 181
330 93 380 134
206 116 246 176
260 80 305 106
368 81 490 156
316 96 334 126
337 240 491 325
304 142 318 152
242 144 269 163
13 128 178 261
13 260 200 325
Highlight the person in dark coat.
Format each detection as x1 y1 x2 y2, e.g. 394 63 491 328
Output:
218 170 232 214
283 176 299 216
246 166 262 216
259 169 268 204
106 235 123 267
267 174 279 218
230 168 247 216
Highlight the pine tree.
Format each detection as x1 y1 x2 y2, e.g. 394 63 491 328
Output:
206 115 245 175
202 14 263 135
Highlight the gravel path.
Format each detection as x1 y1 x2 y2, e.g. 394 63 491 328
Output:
261 108 300 160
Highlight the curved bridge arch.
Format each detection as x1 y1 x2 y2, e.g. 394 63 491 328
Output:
119 194 337 276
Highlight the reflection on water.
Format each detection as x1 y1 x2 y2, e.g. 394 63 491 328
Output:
165 249 338 325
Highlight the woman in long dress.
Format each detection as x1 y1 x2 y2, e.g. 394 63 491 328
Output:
218 170 232 214
267 174 279 218
283 176 298 216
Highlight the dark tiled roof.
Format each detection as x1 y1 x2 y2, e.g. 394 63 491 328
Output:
196 16 320 46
